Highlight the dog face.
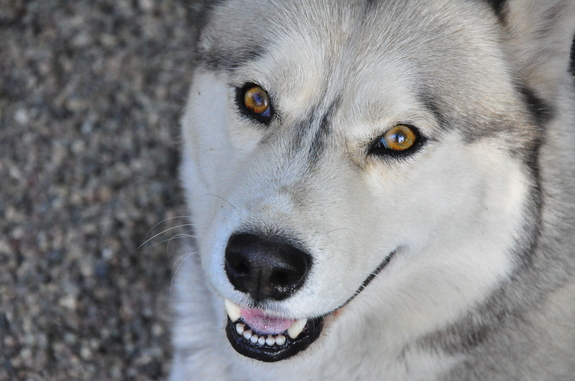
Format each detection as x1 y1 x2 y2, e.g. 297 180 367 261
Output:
181 0 548 362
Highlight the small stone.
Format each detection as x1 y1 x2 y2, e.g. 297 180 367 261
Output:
59 295 77 310
14 109 29 125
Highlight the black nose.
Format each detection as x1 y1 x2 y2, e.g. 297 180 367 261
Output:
225 233 312 302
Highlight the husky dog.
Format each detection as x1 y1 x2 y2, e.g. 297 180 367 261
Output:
172 0 575 379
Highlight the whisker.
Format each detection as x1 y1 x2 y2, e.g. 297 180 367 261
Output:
150 233 196 248
138 224 195 249
143 215 192 240
170 253 193 299
323 227 357 237
170 248 200 299
202 193 236 209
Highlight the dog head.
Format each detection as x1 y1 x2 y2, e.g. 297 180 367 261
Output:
181 0 575 362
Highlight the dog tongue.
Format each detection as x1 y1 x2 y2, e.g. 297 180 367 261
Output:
241 309 294 335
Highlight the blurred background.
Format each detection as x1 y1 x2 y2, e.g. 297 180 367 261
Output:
1 0 197 379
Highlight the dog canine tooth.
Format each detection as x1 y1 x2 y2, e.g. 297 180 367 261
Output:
287 318 307 339
236 323 245 335
224 300 241 323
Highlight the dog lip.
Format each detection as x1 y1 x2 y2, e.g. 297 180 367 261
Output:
336 249 396 311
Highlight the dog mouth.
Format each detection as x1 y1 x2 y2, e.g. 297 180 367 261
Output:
224 300 324 362
223 250 396 362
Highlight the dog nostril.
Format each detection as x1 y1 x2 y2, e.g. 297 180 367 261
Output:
238 262 249 275
270 271 291 288
224 233 312 302
229 259 249 276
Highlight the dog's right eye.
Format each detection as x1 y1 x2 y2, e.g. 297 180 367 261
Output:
237 84 273 124
369 125 426 158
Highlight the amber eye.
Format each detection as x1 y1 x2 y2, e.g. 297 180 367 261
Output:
370 124 424 157
238 84 272 123
381 125 417 151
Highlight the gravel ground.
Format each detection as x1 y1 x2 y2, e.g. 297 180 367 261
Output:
1 1 198 379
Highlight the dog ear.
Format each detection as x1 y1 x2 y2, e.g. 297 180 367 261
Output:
499 0 575 100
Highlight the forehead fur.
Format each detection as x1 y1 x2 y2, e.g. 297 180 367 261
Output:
197 0 541 150
198 0 502 71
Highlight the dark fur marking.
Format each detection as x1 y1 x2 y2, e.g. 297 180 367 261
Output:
286 97 339 167
288 115 314 160
200 46 267 71
364 0 379 10
307 98 340 163
417 92 448 129
307 114 329 162
193 0 267 71
517 85 554 126
483 0 508 23
570 33 575 75
194 0 228 33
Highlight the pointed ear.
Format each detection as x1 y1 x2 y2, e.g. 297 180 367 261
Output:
500 0 575 100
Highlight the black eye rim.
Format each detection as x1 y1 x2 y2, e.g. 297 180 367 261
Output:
368 124 427 158
236 83 274 125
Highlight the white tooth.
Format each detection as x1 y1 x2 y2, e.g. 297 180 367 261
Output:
250 334 259 344
236 323 245 335
288 319 307 339
243 330 253 340
265 336 275 346
258 336 266 346
275 335 286 346
225 300 241 323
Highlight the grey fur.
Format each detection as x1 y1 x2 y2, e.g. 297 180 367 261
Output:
173 0 575 379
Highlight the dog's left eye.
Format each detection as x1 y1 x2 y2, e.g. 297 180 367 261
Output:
370 125 425 157
237 84 273 124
